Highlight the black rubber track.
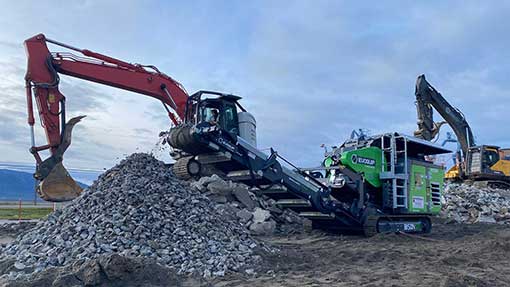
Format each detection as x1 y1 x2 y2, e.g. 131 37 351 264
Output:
173 156 194 180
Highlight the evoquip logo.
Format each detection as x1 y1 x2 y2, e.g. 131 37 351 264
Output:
351 154 376 167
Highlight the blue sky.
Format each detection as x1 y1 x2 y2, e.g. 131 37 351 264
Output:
0 1 509 170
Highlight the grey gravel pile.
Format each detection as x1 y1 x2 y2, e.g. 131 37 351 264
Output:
0 222 36 242
442 183 510 224
190 175 310 235
0 153 263 280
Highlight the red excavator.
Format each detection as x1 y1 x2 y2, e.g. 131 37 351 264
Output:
25 33 260 202
25 34 190 201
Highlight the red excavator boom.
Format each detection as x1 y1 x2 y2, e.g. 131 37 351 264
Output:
24 33 189 201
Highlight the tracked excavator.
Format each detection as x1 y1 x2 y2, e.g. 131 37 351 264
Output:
414 74 510 188
24 33 450 234
24 34 190 201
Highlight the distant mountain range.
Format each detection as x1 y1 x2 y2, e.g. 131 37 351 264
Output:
0 162 102 184
0 163 99 201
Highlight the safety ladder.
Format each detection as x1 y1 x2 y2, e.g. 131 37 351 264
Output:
380 133 409 209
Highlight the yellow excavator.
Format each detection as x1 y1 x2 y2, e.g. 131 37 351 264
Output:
414 74 510 188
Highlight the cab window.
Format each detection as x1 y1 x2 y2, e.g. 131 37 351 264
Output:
223 104 238 135
503 150 510 161
484 150 500 167
201 106 219 124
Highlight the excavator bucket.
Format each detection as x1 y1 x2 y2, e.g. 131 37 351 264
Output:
34 115 86 202
36 162 82 202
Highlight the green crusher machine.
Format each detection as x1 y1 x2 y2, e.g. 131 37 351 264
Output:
314 132 450 234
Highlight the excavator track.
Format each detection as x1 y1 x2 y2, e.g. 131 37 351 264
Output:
173 156 225 180
487 181 510 189
173 156 198 180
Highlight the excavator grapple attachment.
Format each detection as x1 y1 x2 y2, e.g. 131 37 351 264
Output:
33 115 86 202
36 162 82 202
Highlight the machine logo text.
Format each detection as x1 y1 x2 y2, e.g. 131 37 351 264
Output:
351 154 376 167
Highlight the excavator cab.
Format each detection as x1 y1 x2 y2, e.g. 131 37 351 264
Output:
169 90 257 179
467 145 510 177
468 145 510 179
184 91 245 140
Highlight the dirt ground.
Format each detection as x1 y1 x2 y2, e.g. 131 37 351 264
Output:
2 221 510 287
218 221 510 287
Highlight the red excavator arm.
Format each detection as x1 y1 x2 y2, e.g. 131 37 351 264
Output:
24 34 189 201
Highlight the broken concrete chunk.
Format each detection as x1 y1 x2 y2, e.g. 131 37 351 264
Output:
236 209 253 223
207 194 228 204
233 187 257 211
198 174 222 187
190 181 206 192
252 208 271 224
249 220 276 235
207 180 233 196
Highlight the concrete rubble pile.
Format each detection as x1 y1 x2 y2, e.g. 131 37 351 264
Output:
0 153 265 281
0 222 36 241
190 175 310 236
442 183 510 224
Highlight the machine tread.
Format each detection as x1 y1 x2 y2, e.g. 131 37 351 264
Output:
173 156 194 180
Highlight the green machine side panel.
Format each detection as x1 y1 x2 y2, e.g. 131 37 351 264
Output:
409 164 428 213
408 161 444 214
428 166 444 214
339 147 385 188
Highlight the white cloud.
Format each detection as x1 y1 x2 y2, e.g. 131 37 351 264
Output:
0 1 508 169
